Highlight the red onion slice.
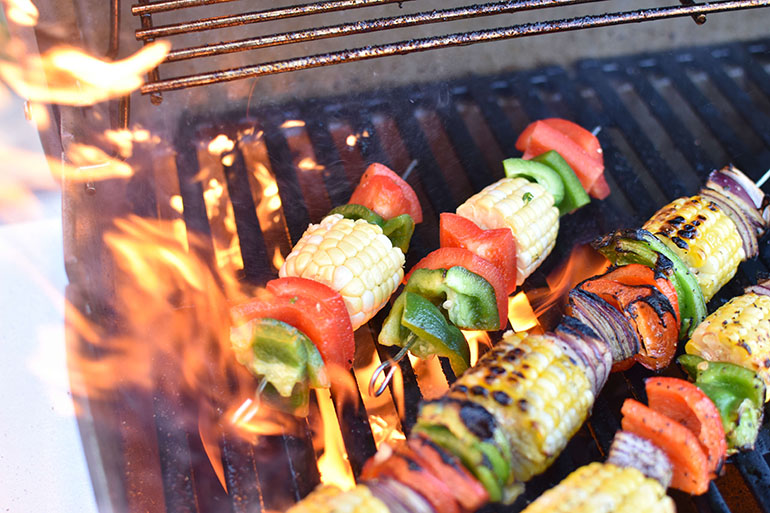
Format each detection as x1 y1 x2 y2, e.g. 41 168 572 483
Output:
366 478 436 513
745 277 770 296
700 189 759 258
708 165 763 209
568 288 640 365
555 316 612 396
607 431 673 489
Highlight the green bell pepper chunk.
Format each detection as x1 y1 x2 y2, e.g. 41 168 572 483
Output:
328 204 415 253
678 354 766 452
328 203 384 226
379 292 471 376
503 157 565 207
382 213 415 253
405 267 500 330
230 318 329 416
592 228 707 338
531 150 591 216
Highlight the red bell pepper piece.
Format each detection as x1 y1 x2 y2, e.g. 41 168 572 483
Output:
349 163 423 223
439 213 516 295
517 120 607 199
231 279 355 369
405 247 508 329
646 377 727 476
621 398 711 495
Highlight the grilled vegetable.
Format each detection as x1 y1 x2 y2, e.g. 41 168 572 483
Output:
328 204 415 253
621 398 711 495
520 462 675 513
440 213 517 294
444 332 599 490
531 150 591 215
593 228 707 338
516 119 607 199
405 247 508 329
285 484 390 513
578 266 679 370
349 163 423 223
643 195 744 302
503 157 565 207
679 354 765 453
685 291 770 402
379 291 471 376
366 478 434 513
280 213 405 330
607 431 673 489
646 377 727 475
456 176 559 285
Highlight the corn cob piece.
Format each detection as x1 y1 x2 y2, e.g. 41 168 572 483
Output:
456 177 559 285
685 292 770 402
280 213 405 329
285 484 390 513
520 462 675 513
643 195 744 302
446 331 595 484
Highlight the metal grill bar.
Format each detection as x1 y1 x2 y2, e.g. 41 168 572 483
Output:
139 0 770 95
162 0 601 62
134 0 414 38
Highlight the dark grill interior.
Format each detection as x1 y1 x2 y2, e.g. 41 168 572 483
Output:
69 37 770 513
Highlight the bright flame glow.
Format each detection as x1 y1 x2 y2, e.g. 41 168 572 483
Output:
281 120 306 129
508 292 539 332
3 0 38 26
0 41 170 106
345 134 358 147
369 415 405 447
316 388 356 491
462 330 492 367
298 157 324 171
208 134 235 155
408 353 448 400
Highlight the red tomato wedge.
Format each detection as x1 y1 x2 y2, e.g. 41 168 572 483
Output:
621 398 711 495
405 247 508 329
588 173 611 200
516 120 606 199
349 163 423 223
646 377 727 476
231 282 355 369
361 443 461 513
439 213 517 295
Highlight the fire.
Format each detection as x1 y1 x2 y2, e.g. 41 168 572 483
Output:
369 415 406 447
508 291 540 332
346 134 358 147
281 120 306 129
408 353 448 400
530 244 610 319
0 41 170 106
463 330 492 367
298 157 324 171
208 134 235 155
316 388 356 491
3 0 38 26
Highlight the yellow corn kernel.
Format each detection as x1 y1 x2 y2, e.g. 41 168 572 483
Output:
448 331 594 484
521 462 675 513
643 195 744 301
686 292 770 401
286 484 390 513
280 214 404 329
457 177 559 286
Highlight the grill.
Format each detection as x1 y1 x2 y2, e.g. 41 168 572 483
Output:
64 29 770 513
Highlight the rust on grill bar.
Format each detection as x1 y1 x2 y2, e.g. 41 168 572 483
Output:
163 0 599 63
139 0 770 95
134 0 415 38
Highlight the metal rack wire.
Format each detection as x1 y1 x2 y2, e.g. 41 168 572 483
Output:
130 0 770 99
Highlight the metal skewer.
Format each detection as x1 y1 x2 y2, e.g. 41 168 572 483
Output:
368 334 417 397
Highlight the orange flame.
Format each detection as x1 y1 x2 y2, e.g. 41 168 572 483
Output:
3 0 38 26
462 330 492 367
0 41 170 106
407 353 448 400
316 388 356 491
369 415 405 447
508 291 540 332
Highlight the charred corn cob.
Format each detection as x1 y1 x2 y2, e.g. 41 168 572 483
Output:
285 484 389 513
456 177 559 285
520 462 675 513
448 332 595 483
643 195 744 302
280 213 405 329
685 292 770 402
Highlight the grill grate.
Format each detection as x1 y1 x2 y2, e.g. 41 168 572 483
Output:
69 38 770 513
128 0 770 99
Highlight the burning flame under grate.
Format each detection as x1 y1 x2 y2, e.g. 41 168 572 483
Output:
67 38 770 513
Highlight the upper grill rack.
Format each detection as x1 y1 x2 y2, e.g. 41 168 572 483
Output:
131 0 770 99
